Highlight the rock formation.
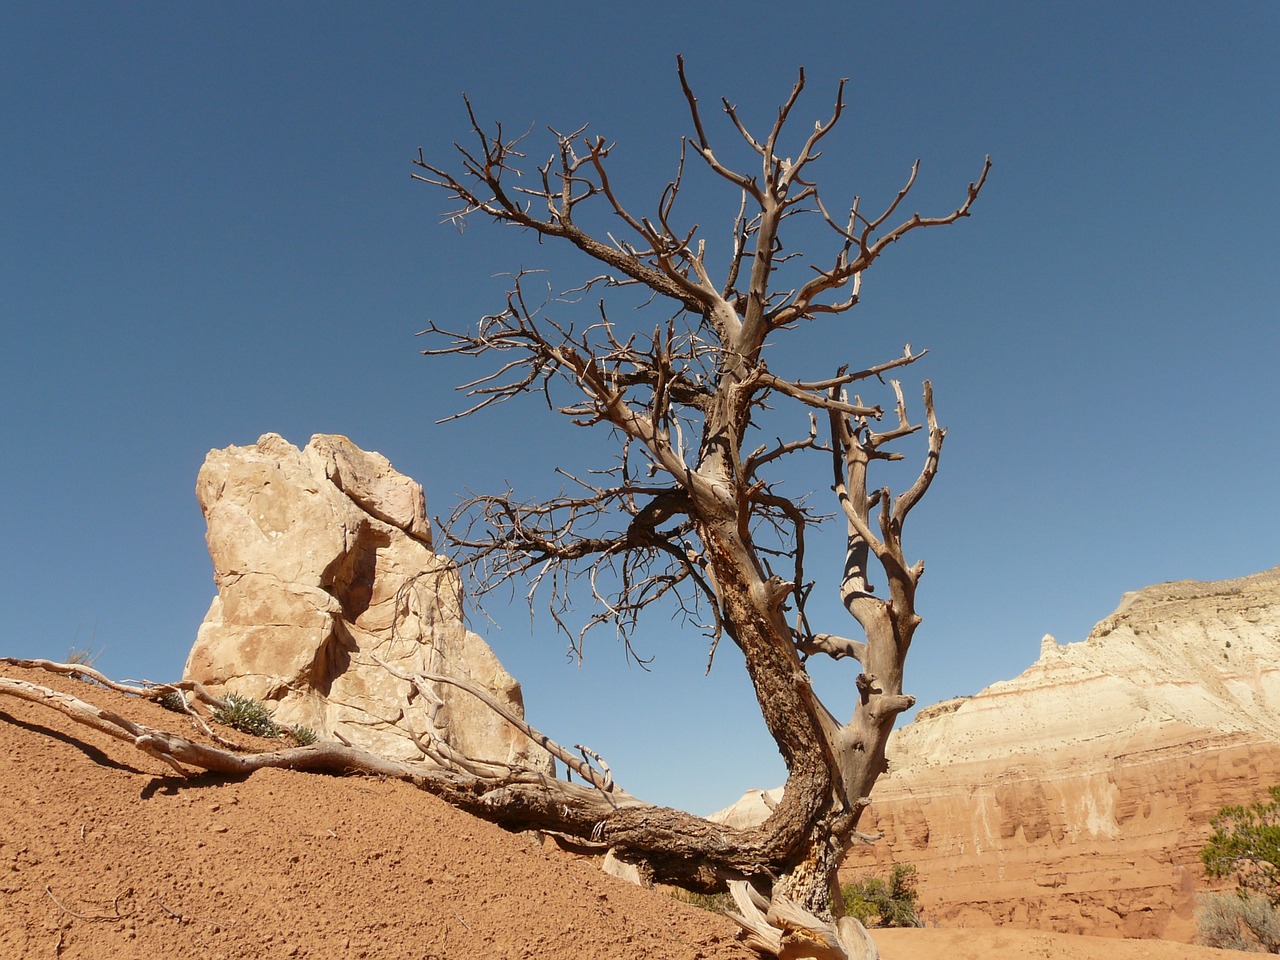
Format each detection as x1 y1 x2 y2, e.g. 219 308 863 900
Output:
715 566 1280 941
184 433 550 771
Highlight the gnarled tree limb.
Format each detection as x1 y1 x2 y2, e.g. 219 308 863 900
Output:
2 59 986 960
407 59 985 929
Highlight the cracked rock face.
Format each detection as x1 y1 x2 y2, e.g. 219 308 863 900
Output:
184 433 551 772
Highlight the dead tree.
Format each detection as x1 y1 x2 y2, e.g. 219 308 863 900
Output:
0 60 987 960
411 58 987 920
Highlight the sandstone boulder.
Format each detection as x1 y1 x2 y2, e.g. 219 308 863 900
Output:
184 433 551 772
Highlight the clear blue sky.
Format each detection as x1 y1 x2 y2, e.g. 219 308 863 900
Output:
3 3 1277 815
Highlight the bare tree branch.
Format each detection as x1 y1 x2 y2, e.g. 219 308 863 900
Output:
0 659 887 896
407 60 986 928
0 60 992 959
0 63 981 948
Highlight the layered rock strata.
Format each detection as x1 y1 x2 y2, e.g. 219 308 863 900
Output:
716 567 1280 941
184 433 550 771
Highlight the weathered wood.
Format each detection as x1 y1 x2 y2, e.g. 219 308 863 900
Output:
1 61 987 959
411 61 985 926
726 881 880 960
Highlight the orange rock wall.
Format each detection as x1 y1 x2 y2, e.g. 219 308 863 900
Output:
713 568 1280 942
835 567 1280 942
842 733 1280 941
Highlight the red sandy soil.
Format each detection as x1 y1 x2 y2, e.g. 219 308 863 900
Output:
0 663 1244 960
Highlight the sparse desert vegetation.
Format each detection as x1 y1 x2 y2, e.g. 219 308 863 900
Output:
1198 785 1280 951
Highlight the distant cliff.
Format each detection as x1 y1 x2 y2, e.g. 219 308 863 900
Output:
716 567 1280 941
843 566 1280 941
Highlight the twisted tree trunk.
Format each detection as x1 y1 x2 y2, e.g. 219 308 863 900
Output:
2 58 987 960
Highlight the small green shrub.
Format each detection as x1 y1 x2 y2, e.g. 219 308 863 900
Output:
289 724 319 746
1202 785 1280 904
1197 890 1280 952
840 864 923 928
156 690 189 713
1198 785 1280 950
212 693 282 739
667 869 922 927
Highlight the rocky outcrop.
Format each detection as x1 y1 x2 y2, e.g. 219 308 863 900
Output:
717 567 1280 941
184 433 550 771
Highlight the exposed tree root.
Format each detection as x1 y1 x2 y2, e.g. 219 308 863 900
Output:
0 656 886 957
727 881 879 959
0 658 829 934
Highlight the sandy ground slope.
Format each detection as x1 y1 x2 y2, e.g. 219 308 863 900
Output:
0 664 1244 960
873 927 1241 960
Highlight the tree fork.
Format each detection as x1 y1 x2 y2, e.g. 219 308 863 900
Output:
406 61 984 948
1 60 986 960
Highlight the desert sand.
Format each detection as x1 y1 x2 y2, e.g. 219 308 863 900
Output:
0 663 1243 959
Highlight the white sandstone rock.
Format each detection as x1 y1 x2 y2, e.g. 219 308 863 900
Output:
184 433 551 772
